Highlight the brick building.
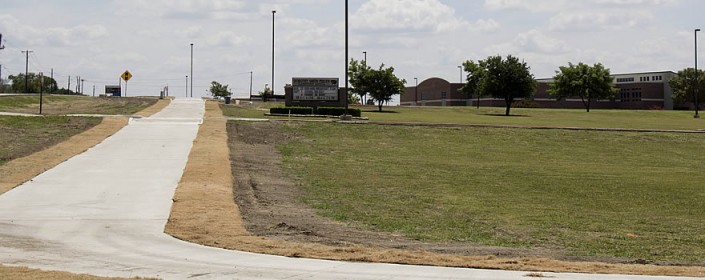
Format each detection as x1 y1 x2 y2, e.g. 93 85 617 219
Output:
401 71 677 110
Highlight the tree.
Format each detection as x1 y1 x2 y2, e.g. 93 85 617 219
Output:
348 59 371 105
348 59 406 112
8 73 57 94
209 81 232 99
462 55 536 116
669 68 705 109
549 62 617 112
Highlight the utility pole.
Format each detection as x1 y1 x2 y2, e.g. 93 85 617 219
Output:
249 71 253 101
50 68 55 93
81 79 85 95
39 72 44 114
68 75 71 92
22 50 33 93
269 10 276 103
190 43 194 98
93 84 95 97
185 75 188 97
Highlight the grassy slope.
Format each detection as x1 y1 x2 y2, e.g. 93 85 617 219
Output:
0 95 157 115
280 123 705 263
0 116 101 165
223 103 705 130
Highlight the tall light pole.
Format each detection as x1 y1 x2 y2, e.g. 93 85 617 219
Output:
249 71 253 101
269 10 276 103
695 28 701 119
414 77 418 105
363 51 367 63
190 43 194 98
343 0 351 117
185 75 188 97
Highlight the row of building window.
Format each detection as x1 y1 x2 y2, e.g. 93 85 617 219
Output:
616 76 664 83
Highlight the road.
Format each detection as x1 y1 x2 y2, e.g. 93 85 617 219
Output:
0 98 699 280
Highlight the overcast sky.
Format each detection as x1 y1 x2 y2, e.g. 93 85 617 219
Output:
0 0 702 100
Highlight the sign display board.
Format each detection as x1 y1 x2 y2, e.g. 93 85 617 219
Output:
292 77 339 101
105 85 121 97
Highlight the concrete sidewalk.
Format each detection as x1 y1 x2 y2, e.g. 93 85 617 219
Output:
0 98 700 280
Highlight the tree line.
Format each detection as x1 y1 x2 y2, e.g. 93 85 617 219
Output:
1 72 81 95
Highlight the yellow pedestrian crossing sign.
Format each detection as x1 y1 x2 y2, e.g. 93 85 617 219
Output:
121 70 132 82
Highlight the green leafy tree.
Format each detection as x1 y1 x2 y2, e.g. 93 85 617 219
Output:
8 73 57 94
462 55 536 116
549 62 617 112
348 59 372 105
348 59 406 112
669 68 705 109
209 81 232 98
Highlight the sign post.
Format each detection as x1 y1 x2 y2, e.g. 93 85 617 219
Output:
121 70 132 97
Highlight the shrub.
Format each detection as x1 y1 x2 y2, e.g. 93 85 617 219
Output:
270 107 313 115
317 107 362 117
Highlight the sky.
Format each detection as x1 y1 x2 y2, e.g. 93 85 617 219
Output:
0 0 703 101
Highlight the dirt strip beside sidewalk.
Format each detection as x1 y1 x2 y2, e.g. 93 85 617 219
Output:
164 102 705 277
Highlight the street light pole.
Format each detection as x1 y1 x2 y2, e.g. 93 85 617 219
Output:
696 28 701 119
190 43 194 98
185 75 188 97
363 51 367 63
249 71 253 101
269 10 276 103
414 77 418 105
344 0 349 117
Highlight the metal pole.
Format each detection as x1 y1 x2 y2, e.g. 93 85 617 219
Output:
269 10 276 103
414 77 418 105
249 71 253 101
363 51 367 63
696 29 701 118
185 75 188 97
39 72 43 114
190 43 194 98
344 0 349 116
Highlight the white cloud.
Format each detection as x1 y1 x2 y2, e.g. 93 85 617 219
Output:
514 29 570 54
471 19 501 33
549 10 653 31
354 0 468 33
0 15 107 47
484 0 679 12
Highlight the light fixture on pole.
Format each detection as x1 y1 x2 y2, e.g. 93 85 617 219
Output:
363 51 367 63
190 43 194 98
458 65 463 84
695 28 701 119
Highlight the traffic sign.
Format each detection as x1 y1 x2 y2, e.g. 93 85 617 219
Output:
121 70 133 82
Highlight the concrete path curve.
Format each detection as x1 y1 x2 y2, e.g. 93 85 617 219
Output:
0 98 699 280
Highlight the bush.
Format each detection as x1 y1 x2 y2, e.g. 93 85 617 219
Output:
270 107 313 115
317 107 362 117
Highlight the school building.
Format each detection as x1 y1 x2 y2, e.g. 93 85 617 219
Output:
401 71 678 110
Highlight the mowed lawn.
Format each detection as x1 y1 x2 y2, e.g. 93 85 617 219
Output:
278 122 705 263
223 103 705 131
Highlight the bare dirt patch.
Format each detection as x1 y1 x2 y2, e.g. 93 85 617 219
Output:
165 103 705 277
0 265 154 280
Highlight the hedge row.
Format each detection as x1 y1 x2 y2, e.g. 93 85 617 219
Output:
270 107 361 117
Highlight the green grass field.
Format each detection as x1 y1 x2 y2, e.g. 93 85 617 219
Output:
0 116 101 165
222 103 705 131
277 122 705 263
0 95 156 115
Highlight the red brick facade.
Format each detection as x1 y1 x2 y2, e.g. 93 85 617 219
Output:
401 71 677 110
